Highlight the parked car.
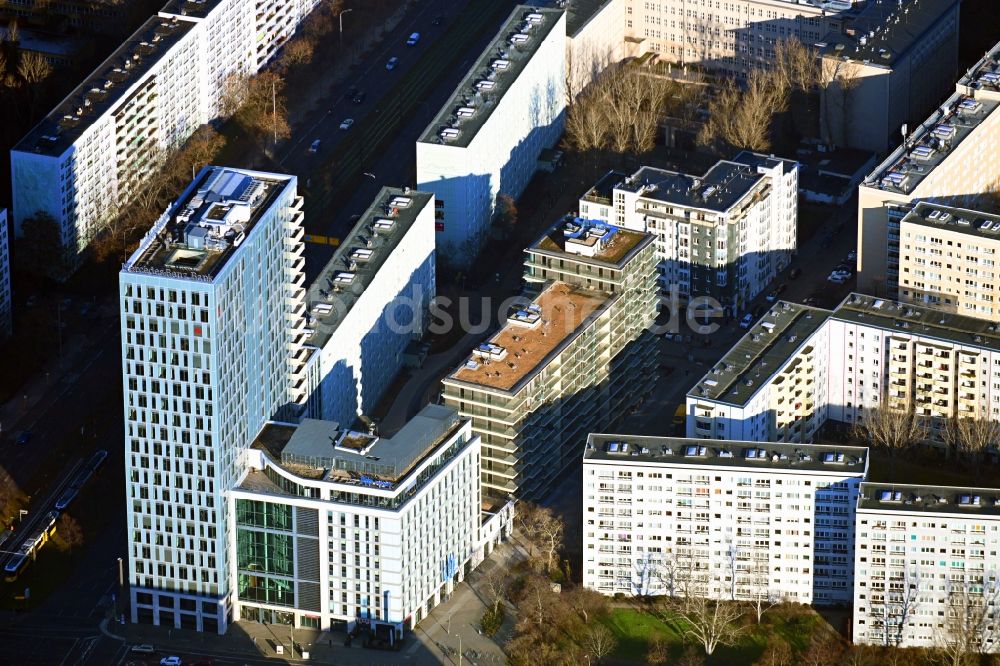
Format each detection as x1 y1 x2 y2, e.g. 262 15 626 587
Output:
160 657 182 666
828 273 848 284
339 118 354 130
802 296 819 306
847 250 857 261
739 313 755 329
385 56 399 70
130 645 155 654
308 139 321 153
406 32 420 46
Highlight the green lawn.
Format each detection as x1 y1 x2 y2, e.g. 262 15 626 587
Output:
600 605 822 665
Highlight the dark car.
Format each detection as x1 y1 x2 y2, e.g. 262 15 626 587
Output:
15 432 31 446
789 267 802 279
352 91 367 105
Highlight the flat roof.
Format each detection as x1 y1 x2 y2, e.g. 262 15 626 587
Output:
418 6 563 148
250 404 465 489
689 302 832 405
565 0 613 36
584 434 868 475
158 0 227 19
122 167 292 280
818 0 958 67
306 187 432 349
580 170 627 206
900 201 1000 239
14 16 196 157
832 292 1000 351
614 152 795 215
858 482 1000 516
446 281 613 393
529 216 652 267
864 41 1000 196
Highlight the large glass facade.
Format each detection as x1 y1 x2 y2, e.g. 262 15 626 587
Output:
235 499 293 530
237 573 294 607
237 529 293 576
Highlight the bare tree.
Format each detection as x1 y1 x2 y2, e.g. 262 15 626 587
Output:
774 38 820 94
279 38 316 70
670 592 747 656
746 564 780 623
820 58 862 147
942 416 1000 463
753 636 793 666
935 577 1000 666
654 550 680 599
482 568 507 616
53 513 85 553
583 624 617 664
0 466 28 522
800 632 845 666
602 66 663 154
870 564 921 648
698 67 787 153
645 636 669 665
516 502 565 575
565 585 607 624
853 400 927 480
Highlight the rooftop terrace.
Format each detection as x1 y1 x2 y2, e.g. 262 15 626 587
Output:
584 434 868 475
900 201 1000 239
864 41 1000 196
122 167 292 280
832 292 1000 351
858 482 1000 516
447 281 613 393
530 216 651 266
14 15 196 157
689 302 831 405
419 6 563 148
616 160 769 214
306 188 432 349
249 404 466 491
818 0 957 67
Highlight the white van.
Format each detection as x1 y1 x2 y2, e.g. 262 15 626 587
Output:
406 32 420 46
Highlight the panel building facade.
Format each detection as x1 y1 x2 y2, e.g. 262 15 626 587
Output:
120 166 308 633
582 435 868 605
579 152 797 316
0 208 10 340
11 0 321 272
416 7 566 261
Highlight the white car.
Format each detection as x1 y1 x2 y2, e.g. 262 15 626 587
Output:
339 118 354 131
847 250 857 261
386 56 399 70
827 273 847 284
406 32 420 46
308 139 321 153
159 658 182 666
130 645 155 654
739 313 755 329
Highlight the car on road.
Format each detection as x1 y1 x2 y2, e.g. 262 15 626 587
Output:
828 273 848 284
130 645 155 654
847 250 857 261
339 118 354 131
385 56 399 70
351 91 366 104
739 313 755 329
308 139 321 153
802 296 819 306
15 432 31 446
765 284 787 302
159 657 182 666
406 32 420 46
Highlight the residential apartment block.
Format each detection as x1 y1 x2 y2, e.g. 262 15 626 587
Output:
443 219 658 500
853 482 1000 650
120 167 308 633
579 152 797 316
582 435 868 605
416 6 566 261
565 0 626 97
817 0 960 154
688 293 1000 444
11 0 320 272
231 404 512 636
858 39 1000 295
0 209 10 340
303 188 435 427
896 202 1000 322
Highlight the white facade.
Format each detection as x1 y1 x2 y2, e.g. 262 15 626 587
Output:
416 7 566 261
0 209 10 340
853 483 1000 651
580 153 797 315
689 294 1000 445
304 189 436 427
230 407 513 635
582 435 867 605
11 0 320 269
565 0 626 98
120 167 307 634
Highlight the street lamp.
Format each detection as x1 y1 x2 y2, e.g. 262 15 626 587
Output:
338 8 354 50
452 632 462 666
